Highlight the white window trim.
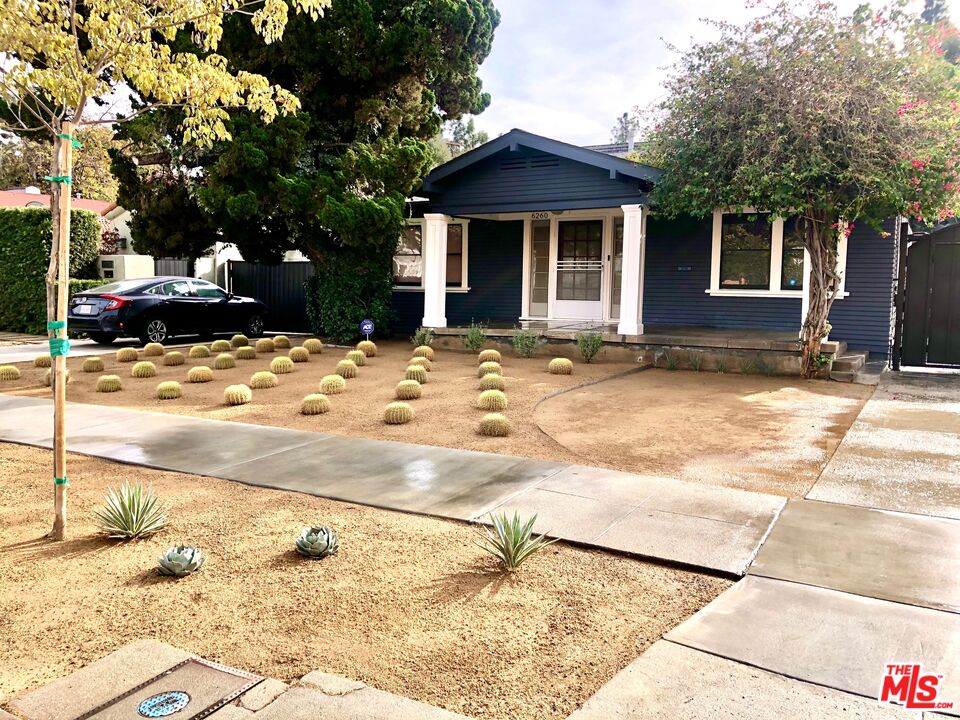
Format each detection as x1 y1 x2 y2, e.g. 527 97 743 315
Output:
706 209 848 298
393 219 470 293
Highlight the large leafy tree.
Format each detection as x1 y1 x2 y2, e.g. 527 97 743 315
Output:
647 0 960 376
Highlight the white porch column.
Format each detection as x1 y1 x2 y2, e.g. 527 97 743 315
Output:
422 213 450 328
617 204 648 336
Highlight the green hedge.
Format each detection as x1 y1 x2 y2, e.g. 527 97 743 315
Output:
0 208 103 334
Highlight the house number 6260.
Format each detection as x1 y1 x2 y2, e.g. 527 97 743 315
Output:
531 212 550 220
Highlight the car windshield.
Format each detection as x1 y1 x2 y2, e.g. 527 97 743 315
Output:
80 279 149 295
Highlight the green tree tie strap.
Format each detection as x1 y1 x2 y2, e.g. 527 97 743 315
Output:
47 320 66 331
54 476 69 486
56 133 83 148
43 175 72 185
49 337 71 357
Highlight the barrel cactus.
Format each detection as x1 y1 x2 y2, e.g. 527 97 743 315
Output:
143 342 164 357
384 401 415 425
96 374 122 393
187 366 214 383
356 340 377 357
231 334 249 348
478 412 512 437
295 526 338 558
345 349 366 366
409 356 431 371
116 347 138 362
224 384 252 405
478 361 502 378
44 368 71 386
82 356 104 373
250 371 279 389
189 345 211 358
320 374 346 394
272 334 291 349
303 338 324 354
235 346 257 360
395 379 422 400
156 381 182 400
211 339 232 352
336 359 358 378
405 365 427 384
412 345 434 360
0 365 21 381
479 374 506 391
478 349 502 364
255 338 275 353
214 352 236 370
157 544 204 577
271 356 295 374
288 346 310 363
163 351 185 366
548 357 574 375
478 389 508 411
34 354 52 368
131 361 157 378
300 393 331 415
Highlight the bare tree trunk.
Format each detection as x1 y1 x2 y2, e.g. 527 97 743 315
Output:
799 209 841 378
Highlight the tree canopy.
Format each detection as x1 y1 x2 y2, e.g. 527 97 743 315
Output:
610 112 640 144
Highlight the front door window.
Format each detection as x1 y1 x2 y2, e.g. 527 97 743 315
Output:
557 220 603 301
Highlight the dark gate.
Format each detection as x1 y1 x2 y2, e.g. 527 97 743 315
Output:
227 261 315 332
154 257 190 276
900 224 960 368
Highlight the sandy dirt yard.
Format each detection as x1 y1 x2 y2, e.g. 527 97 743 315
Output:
0 443 729 720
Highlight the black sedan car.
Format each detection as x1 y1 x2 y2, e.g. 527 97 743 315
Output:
68 276 268 345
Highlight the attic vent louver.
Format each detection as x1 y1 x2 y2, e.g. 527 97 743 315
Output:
529 156 559 169
500 158 527 171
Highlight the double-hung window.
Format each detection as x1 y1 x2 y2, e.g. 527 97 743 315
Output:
392 219 469 290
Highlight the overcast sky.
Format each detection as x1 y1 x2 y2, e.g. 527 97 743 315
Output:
471 0 960 145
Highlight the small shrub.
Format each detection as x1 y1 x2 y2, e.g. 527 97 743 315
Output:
395 379 422 400
211 339 232 352
163 351 185 366
689 353 703 372
289 346 310 363
295 526 338 558
511 328 541 358
156 380 182 400
335 359 358 378
272 334 291 349
255 338 275 353
461 321 487 353
478 361 502 378
356 340 377 357
478 349 502 364
405 365 427 384
412 345 435 360
131 361 157 378
224 384 252 405
663 352 680 371
716 355 728 374
409 356 431 371
187 366 213 383
303 338 324 354
214 353 236 370
33 354 52 368
547 357 573 375
43 368 71 386
755 355 775 376
478 412 511 437
474 511 557 571
115 347 138 363
271 356 295 374
230 334 248 348
345 349 366 366
478 389 508 411
576 332 604 363
143 342 164 357
81 356 104 373
411 327 434 348
812 352 832 370
301 393 332 415
157 545 204 577
738 356 757 375
96 374 122 393
235 346 257 361
189 345 211 359
320 374 346 394
250 371 279 389
383 401 415 424
93 481 168 538
0 365 21 381
479 374 506 391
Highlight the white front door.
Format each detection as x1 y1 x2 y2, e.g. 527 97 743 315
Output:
552 219 604 320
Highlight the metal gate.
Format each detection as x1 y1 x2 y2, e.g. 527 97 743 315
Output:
227 260 315 332
154 257 190 276
900 224 960 368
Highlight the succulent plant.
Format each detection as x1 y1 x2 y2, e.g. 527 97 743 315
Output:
211 339 232 352
235 346 257 360
478 412 511 437
320 374 346 394
395 379 422 400
189 345 211 358
81 356 104 373
478 361 502 378
272 334 291 349
231 334 249 348
479 374 506 392
384 401 415 424
156 381 182 400
356 340 377 357
478 389 508 411
224 384 252 405
345 349 366 366
255 338 275 353
94 481 167 538
548 357 574 375
478 349 501 364
474 511 557 572
412 345 434 361
214 352 237 370
187 366 214 383
300 393 331 415
303 338 324 354
143 343 164 357
157 544 204 577
336 359 358 378
0 365 21 381
295 526 338 558
405 365 427 384
96 374 122 393
409 357 431 371
271 356 295 374
34 354 52 368
250 371 279 389
288 347 310 363
43 368 71 386
163 351 185 366
115 347 139 362
131 361 157 378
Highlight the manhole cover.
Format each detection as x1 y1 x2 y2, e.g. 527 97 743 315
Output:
75 658 262 720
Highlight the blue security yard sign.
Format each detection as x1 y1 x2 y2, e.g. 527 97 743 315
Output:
360 319 375 339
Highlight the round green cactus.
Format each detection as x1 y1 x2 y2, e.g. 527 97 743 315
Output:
272 334 291 349
0 365 22 381
478 389 508 411
336 359 358 378
271 356 295 374
412 345 434 360
295 526 338 558
44 368 71 386
81 356 104 373
345 349 366 366
187 366 214 383
95 374 122 393
115 347 138 363
189 345 211 358
409 356 431 371
478 361 502 378
478 412 511 437
224 384 252 405
250 371 279 389
231 334 249 348
143 343 164 357
288 346 310 363
548 357 574 375
156 380 182 400
320 374 346 394
157 544 204 577
479 374 506 391
235 346 257 360
34 354 52 368
255 338 275 353
395 379 422 400
405 365 427 384
163 351 185 366
211 339 232 352
384 401 415 424
356 340 377 357
214 353 236 370
303 338 324 354
131 361 157 378
478 349 501 364
300 393 332 415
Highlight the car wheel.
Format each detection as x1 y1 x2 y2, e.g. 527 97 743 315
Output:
141 318 169 345
246 314 264 337
88 332 117 345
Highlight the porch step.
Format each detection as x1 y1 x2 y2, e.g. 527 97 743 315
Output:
830 350 869 382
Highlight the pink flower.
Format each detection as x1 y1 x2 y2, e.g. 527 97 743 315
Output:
911 177 921 186
951 100 959 113
911 159 926 170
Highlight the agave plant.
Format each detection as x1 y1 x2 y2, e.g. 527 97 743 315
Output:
474 512 557 571
93 482 168 539
295 526 339 558
158 545 204 577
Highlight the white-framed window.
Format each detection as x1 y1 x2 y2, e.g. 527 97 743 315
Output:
392 219 469 291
